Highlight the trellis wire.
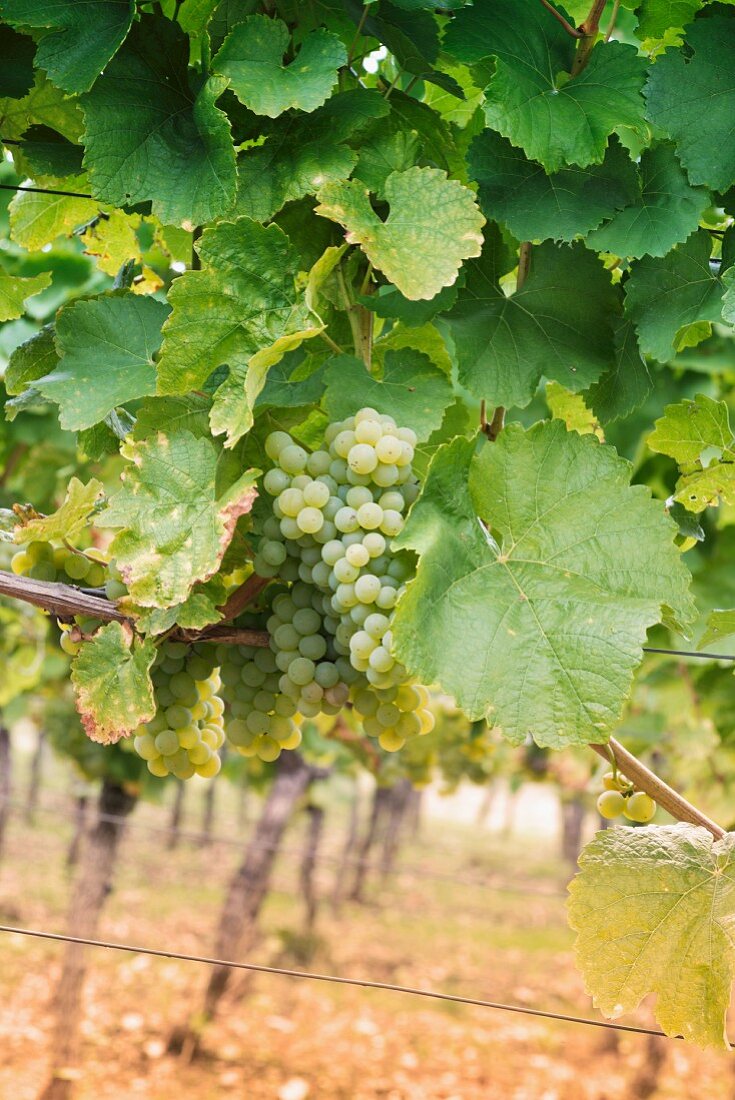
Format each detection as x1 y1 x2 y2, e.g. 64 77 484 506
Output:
0 922 675 1040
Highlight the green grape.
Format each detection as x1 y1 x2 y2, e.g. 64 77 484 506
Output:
64 553 92 581
29 561 56 582
86 563 106 587
296 507 324 534
155 730 181 756
363 532 386 557
265 431 293 460
289 657 316 686
348 443 378 475
333 558 359 584
134 733 158 761
27 541 53 565
623 791 656 823
10 550 32 575
279 444 308 473
354 574 381 604
264 467 291 495
105 577 128 600
597 790 626 819
303 480 330 508
257 736 282 762
299 634 327 661
59 631 81 656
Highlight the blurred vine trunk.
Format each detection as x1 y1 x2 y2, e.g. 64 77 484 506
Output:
38 779 137 1100
380 778 413 879
331 777 361 913
629 1034 667 1098
0 724 11 862
406 786 423 838
300 802 325 932
349 783 392 902
560 794 587 867
167 780 186 850
170 751 312 1058
25 727 45 824
65 795 88 870
199 751 222 847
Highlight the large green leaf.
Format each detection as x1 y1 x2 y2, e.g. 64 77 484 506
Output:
392 424 694 747
8 176 98 251
586 318 652 424
0 271 52 321
233 89 388 223
445 240 618 407
637 0 702 39
35 292 169 430
645 16 735 192
13 477 104 543
315 167 484 301
469 132 638 244
100 428 258 607
322 350 453 442
213 15 346 117
4 324 58 394
568 824 735 1049
71 621 156 744
444 0 647 171
0 0 134 94
80 18 236 226
624 230 726 363
587 143 709 259
156 217 321 446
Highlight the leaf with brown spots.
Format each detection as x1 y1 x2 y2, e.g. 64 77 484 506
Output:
71 621 156 744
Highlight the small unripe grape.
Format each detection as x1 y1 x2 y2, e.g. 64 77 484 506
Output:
60 631 81 656
355 574 381 603
264 468 290 495
377 702 401 727
348 443 378 475
280 517 301 540
346 486 373 509
379 730 405 752
363 532 386 558
369 646 394 672
380 510 404 537
418 708 435 734
297 507 324 534
334 557 359 584
322 540 345 566
379 491 404 512
315 662 339 688
265 431 293 460
64 553 92 581
597 790 625 819
396 711 421 739
376 586 398 610
196 755 221 779
279 488 304 517
303 480 330 508
178 725 200 749
350 630 377 660
134 733 158 760
397 426 417 447
155 730 181 756
292 607 321 635
86 563 106 587
357 502 383 530
375 435 402 463
336 582 357 608
306 450 331 477
345 543 370 568
258 736 282 762
279 444 309 474
355 418 383 445
329 458 349 483
333 430 356 458
148 757 169 778
289 657 316 686
624 792 656 823
261 540 287 566
372 463 399 488
27 541 53 565
279 728 303 751
335 507 360 533
10 551 32 575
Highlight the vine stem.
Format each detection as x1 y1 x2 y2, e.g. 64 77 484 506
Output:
538 0 583 38
571 0 608 76
0 570 270 648
591 738 725 840
481 242 532 440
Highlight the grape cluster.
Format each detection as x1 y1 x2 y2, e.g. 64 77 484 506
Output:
12 540 107 588
132 641 225 779
243 407 434 755
597 770 656 823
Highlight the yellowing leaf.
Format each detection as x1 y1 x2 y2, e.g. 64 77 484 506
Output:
71 622 156 744
13 477 104 544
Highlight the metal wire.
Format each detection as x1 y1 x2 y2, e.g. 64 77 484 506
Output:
0 923 673 1039
0 182 94 200
643 646 735 662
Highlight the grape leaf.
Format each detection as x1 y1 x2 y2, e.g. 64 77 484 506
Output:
444 0 647 171
132 577 226 635
699 609 735 651
0 26 35 98
568 824 735 1049
648 395 733 465
8 176 98 251
586 318 652 424
13 477 104 543
0 70 83 143
469 132 638 244
648 396 735 513
445 240 617 407
213 15 346 118
358 283 457 326
35 292 169 431
322 350 453 442
156 217 321 446
11 124 84 178
392 424 694 747
71 621 156 745
0 271 52 322
0 0 135 94
645 16 735 193
100 429 258 607
315 167 484 301
176 0 220 35
255 351 327 411
5 324 58 394
80 18 236 226
233 89 388 223
80 210 142 275
546 383 601 438
636 0 702 39
586 144 709 259
624 230 726 363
